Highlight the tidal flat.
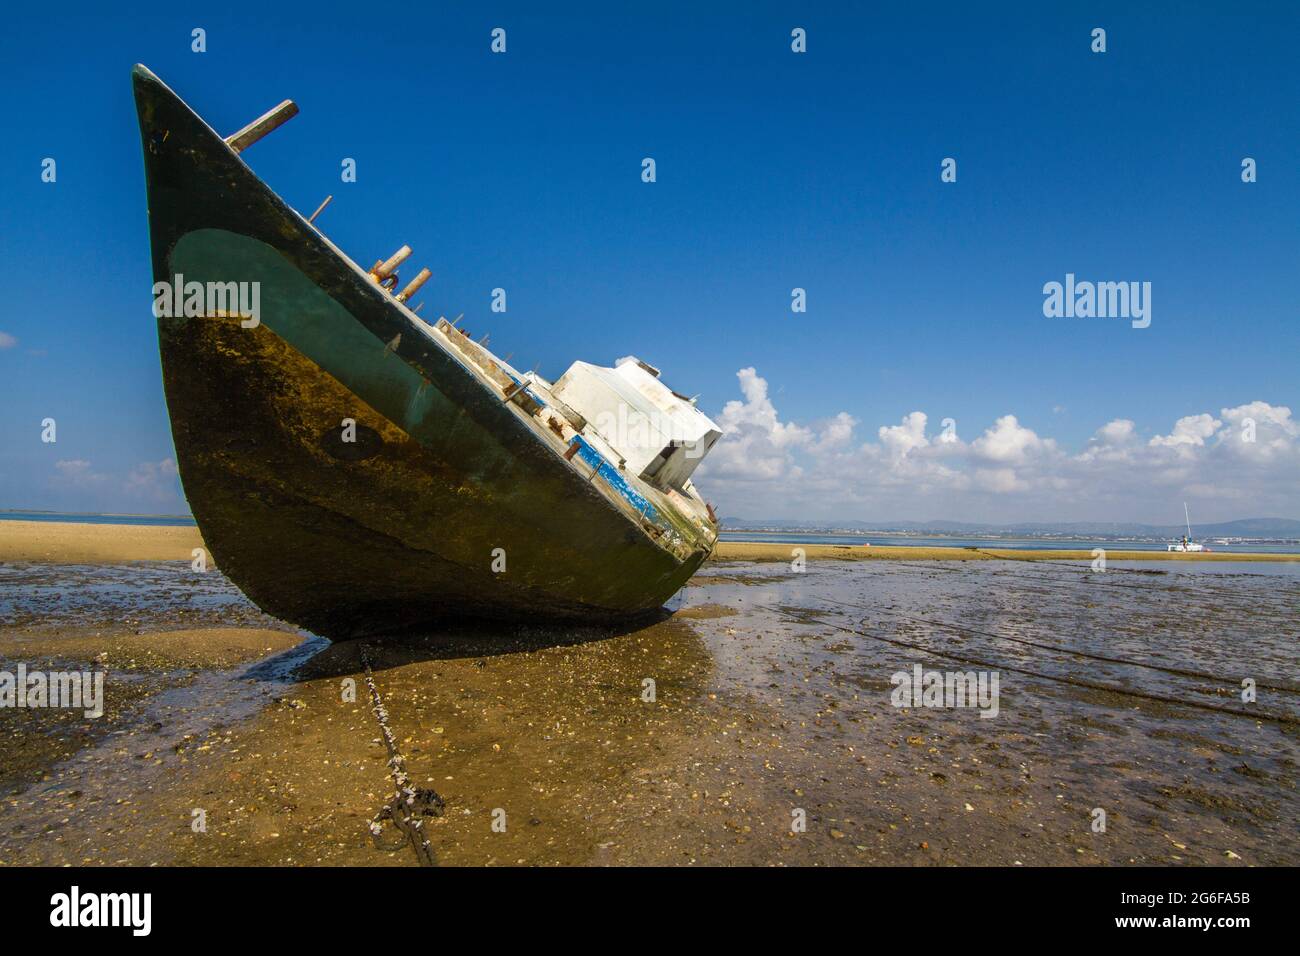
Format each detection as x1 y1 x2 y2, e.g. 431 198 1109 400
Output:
0 546 1296 866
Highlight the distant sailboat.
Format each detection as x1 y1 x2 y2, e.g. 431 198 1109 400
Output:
1167 502 1209 552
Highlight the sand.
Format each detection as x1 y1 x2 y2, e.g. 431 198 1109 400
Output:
1 520 1293 565
0 520 205 564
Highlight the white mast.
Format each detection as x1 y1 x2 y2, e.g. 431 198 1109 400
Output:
1184 502 1193 540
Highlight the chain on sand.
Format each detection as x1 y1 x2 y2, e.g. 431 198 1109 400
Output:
360 643 445 866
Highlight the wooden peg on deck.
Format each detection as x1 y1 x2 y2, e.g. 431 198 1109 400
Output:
371 246 412 281
395 268 432 303
225 100 299 153
307 195 333 224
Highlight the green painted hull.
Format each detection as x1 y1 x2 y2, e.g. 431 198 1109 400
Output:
132 66 714 640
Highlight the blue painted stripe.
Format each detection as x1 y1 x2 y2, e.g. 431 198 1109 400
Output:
569 436 660 522
496 373 658 523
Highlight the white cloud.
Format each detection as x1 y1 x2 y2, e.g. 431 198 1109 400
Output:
52 458 182 504
878 411 929 458
1095 419 1136 445
1218 401 1297 437
124 458 180 501
54 459 108 486
1149 413 1221 448
971 415 1055 464
708 367 824 482
717 367 812 449
1077 419 1138 464
693 369 1300 522
0 331 17 349
814 411 858 452
973 467 1026 494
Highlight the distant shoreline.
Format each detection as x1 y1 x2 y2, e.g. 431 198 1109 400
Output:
719 529 1300 555
1 519 1297 565
713 540 1300 564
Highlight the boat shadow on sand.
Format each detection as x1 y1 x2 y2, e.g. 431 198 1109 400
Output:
242 609 678 681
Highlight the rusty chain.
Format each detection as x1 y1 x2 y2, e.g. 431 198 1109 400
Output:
360 643 445 866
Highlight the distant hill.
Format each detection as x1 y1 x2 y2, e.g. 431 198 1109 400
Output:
720 517 1300 539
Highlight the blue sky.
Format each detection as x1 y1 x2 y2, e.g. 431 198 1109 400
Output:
0 2 1296 522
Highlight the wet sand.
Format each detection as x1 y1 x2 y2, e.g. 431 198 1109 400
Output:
1 526 1297 866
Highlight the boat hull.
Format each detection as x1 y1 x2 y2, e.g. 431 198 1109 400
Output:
133 67 713 639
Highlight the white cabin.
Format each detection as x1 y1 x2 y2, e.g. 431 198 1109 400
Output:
551 356 721 492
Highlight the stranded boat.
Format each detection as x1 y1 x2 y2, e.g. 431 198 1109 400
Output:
132 65 722 639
